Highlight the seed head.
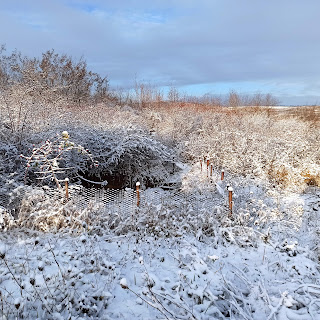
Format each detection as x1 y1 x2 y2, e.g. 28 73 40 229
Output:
0 245 6 259
38 261 44 272
120 278 128 289
29 278 35 286
14 298 21 310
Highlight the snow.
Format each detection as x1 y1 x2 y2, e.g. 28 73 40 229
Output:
0 168 320 319
120 278 128 289
0 225 319 319
1 43 320 318
0 113 320 318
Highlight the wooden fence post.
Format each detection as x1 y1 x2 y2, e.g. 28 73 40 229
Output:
210 164 213 177
65 178 69 200
206 159 210 177
200 157 203 172
221 169 224 181
228 186 233 215
136 182 140 207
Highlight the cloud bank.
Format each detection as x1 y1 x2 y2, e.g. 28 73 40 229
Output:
1 0 320 104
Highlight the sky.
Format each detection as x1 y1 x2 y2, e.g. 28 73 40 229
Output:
1 0 320 105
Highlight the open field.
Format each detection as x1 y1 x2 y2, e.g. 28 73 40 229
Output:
1 49 320 319
1 101 320 319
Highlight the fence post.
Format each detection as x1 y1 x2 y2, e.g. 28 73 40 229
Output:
210 164 213 177
200 157 203 172
65 178 69 200
221 169 224 181
136 182 140 207
206 159 210 177
228 186 233 215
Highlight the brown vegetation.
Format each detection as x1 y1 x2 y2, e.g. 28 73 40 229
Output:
1 46 319 190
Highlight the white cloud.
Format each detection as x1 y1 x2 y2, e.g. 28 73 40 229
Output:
1 0 320 104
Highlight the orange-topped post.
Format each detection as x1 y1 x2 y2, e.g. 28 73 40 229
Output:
228 186 233 215
136 182 140 207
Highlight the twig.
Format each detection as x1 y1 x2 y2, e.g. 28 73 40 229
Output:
126 287 170 320
266 291 287 320
1 258 24 295
151 289 198 320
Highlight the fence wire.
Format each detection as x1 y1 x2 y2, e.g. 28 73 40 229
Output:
66 186 223 216
1 184 227 217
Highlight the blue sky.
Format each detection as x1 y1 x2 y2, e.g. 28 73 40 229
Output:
1 0 320 105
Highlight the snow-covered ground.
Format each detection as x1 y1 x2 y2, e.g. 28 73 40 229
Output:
1 227 319 319
1 166 320 319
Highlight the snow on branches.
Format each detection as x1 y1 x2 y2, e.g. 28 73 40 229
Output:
67 126 179 188
21 131 95 190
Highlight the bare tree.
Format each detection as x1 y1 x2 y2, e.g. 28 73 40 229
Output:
168 85 180 103
0 47 110 143
227 90 241 107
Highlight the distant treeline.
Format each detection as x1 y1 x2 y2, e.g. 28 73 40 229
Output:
0 45 280 110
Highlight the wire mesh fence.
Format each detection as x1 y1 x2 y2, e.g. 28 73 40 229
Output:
70 186 137 216
1 183 228 218
66 185 224 216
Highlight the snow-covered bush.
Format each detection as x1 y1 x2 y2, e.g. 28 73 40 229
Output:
148 105 319 191
11 123 178 189
44 126 178 189
22 131 95 190
1 185 108 232
0 122 28 208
